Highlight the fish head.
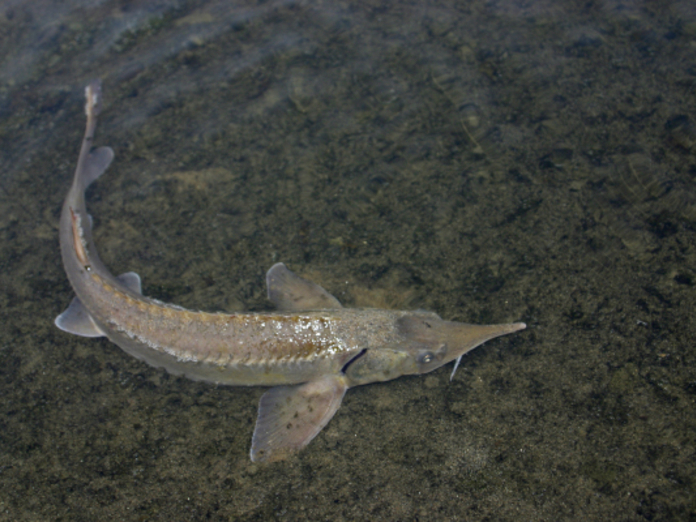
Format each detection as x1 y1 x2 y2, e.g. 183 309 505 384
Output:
395 311 526 375
343 311 525 385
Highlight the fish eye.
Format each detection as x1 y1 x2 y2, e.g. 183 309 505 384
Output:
419 351 435 364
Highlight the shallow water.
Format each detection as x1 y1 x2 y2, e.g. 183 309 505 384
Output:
0 1 695 520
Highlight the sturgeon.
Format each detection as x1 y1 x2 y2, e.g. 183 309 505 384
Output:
55 80 526 462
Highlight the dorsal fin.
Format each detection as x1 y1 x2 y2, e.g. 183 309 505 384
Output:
83 146 114 188
266 263 342 311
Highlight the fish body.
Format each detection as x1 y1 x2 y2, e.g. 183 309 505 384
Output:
56 81 526 462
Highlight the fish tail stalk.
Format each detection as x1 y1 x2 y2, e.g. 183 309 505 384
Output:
85 80 102 118
74 80 103 190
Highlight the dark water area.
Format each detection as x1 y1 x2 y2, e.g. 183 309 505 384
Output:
0 0 695 520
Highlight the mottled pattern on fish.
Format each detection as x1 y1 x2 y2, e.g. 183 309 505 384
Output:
55 81 526 462
83 267 415 385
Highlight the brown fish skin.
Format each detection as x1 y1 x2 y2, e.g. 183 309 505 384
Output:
56 81 526 462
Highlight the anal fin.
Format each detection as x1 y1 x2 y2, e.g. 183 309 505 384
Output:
55 296 104 337
251 374 348 463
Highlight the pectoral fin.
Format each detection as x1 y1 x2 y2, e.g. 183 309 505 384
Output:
251 374 348 463
266 262 342 311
